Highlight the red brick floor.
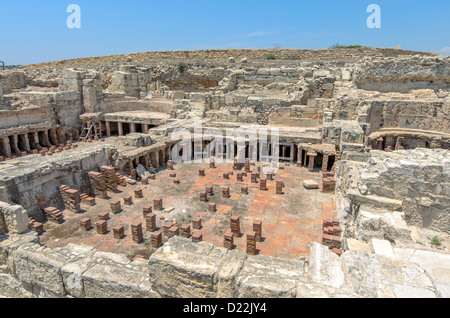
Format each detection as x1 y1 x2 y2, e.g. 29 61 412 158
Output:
40 162 336 259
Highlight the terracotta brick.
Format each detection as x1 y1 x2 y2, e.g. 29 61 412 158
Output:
96 220 107 234
113 226 125 239
192 232 203 243
98 212 110 220
151 231 163 248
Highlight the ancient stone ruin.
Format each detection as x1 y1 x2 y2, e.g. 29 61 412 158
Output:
0 48 449 298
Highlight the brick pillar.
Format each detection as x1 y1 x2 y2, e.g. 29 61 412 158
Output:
230 216 241 236
161 148 166 164
105 121 111 137
180 224 191 238
297 146 302 166
245 158 251 172
155 151 160 168
20 134 31 153
56 127 65 144
260 179 267 191
143 124 150 134
118 122 124 136
32 132 42 150
153 198 163 211
308 154 316 172
276 181 285 195
322 155 329 172
224 232 234 250
130 123 136 133
376 137 384 150
131 222 143 243
96 220 107 235
44 130 52 147
113 226 125 239
193 217 202 229
49 128 58 145
151 231 162 248
395 137 404 150
246 232 256 255
253 221 262 242
281 145 287 158
2 136 12 158
11 135 20 156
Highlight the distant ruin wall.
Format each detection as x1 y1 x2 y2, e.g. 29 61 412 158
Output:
98 99 174 114
24 48 436 69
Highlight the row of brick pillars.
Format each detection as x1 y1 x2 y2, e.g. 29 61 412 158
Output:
0 128 65 159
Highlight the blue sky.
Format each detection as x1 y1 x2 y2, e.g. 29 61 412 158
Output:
1 0 449 65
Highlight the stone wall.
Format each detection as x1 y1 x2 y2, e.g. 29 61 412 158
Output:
0 107 54 130
0 144 117 216
335 149 450 232
0 233 158 298
354 56 450 92
0 208 7 235
60 68 102 113
0 235 442 298
97 99 174 114
0 71 26 94
0 201 29 234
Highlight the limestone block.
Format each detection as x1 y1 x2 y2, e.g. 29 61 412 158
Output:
14 243 68 297
136 164 150 179
190 93 206 103
269 68 281 76
82 262 158 298
394 248 450 298
234 94 248 104
215 250 247 298
0 273 34 298
60 244 95 298
296 282 330 298
308 243 346 289
235 255 305 298
371 239 394 259
344 238 370 253
0 232 39 275
247 96 262 106
303 180 319 189
341 250 381 297
256 68 271 76
376 256 439 298
225 95 234 105
0 202 29 234
148 237 227 298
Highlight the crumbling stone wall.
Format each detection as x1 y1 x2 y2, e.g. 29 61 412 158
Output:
354 56 450 92
60 68 102 113
0 235 442 298
0 201 29 234
0 208 7 235
0 71 26 94
0 144 117 216
335 149 450 232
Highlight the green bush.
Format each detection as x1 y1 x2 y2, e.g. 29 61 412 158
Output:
177 62 188 73
266 55 276 60
329 43 365 49
431 236 442 246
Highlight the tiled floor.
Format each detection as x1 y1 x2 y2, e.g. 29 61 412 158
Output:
40 161 336 259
